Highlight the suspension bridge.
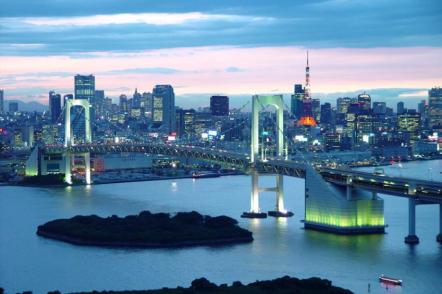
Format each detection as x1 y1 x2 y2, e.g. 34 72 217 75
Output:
26 95 442 244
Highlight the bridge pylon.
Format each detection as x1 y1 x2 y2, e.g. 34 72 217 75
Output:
64 98 92 185
242 94 293 218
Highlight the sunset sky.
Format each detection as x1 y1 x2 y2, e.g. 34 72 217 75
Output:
1 0 441 108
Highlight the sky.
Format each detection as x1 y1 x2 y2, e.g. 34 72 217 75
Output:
0 0 441 109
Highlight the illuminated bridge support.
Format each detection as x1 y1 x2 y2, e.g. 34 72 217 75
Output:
64 98 92 185
243 94 292 218
404 198 419 244
242 169 293 218
437 204 442 243
304 165 385 234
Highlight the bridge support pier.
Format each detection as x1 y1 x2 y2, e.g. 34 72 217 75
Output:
404 198 419 244
84 152 91 185
64 151 72 185
346 177 352 200
242 169 267 218
437 204 442 243
268 174 294 218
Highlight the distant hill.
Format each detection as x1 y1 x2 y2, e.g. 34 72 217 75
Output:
4 100 47 113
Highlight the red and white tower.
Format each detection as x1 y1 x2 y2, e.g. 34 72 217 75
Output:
304 50 311 100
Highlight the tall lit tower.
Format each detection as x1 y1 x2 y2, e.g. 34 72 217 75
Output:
304 50 311 100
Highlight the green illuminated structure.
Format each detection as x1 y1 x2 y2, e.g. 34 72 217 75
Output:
304 165 385 234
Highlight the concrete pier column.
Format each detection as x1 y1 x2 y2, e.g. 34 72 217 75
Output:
371 192 377 200
84 152 91 185
251 170 259 213
346 176 352 200
64 151 72 185
404 198 419 244
64 105 71 147
276 174 284 212
241 169 267 218
437 204 442 243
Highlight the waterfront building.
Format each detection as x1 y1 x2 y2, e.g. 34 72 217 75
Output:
49 91 61 123
398 110 421 143
152 85 175 133
428 87 442 133
210 95 229 116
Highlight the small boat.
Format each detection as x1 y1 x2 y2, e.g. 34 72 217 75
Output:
191 171 220 179
379 274 402 285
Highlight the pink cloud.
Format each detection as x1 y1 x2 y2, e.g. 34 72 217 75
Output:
1 46 441 103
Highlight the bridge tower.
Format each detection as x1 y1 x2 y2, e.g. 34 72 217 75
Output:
242 95 292 218
64 99 92 185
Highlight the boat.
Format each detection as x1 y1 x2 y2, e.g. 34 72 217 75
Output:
191 171 220 179
379 274 402 285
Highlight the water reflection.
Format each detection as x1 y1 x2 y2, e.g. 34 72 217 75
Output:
304 230 384 251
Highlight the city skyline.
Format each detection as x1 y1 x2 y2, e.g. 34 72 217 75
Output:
1 0 441 105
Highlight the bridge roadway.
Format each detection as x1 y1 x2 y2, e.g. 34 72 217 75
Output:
43 142 442 202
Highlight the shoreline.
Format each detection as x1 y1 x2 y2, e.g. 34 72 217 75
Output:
36 229 253 248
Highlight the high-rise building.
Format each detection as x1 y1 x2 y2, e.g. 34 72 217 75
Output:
49 91 62 123
93 90 105 117
9 102 18 113
358 92 371 111
373 102 387 115
131 89 141 109
152 85 175 133
74 75 95 101
397 101 405 115
320 103 332 125
398 110 421 143
119 95 128 113
0 89 4 114
210 95 229 116
290 84 304 118
428 87 442 132
337 97 354 114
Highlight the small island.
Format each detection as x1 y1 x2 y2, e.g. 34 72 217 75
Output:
36 211 253 248
48 276 353 294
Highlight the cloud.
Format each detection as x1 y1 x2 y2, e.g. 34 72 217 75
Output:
15 12 273 27
105 67 182 75
225 66 242 72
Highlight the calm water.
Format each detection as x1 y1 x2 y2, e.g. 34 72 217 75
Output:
1 160 442 294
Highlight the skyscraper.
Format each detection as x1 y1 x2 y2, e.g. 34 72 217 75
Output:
397 101 405 115
49 91 62 123
74 75 95 101
428 87 442 132
152 85 176 133
290 84 304 118
358 92 371 111
373 102 387 115
0 89 4 114
210 95 229 116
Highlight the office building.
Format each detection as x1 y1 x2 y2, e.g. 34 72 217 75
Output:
49 91 62 123
152 85 175 133
428 87 442 132
74 75 95 101
373 102 387 115
397 101 405 115
358 92 371 111
398 110 421 143
210 96 229 116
